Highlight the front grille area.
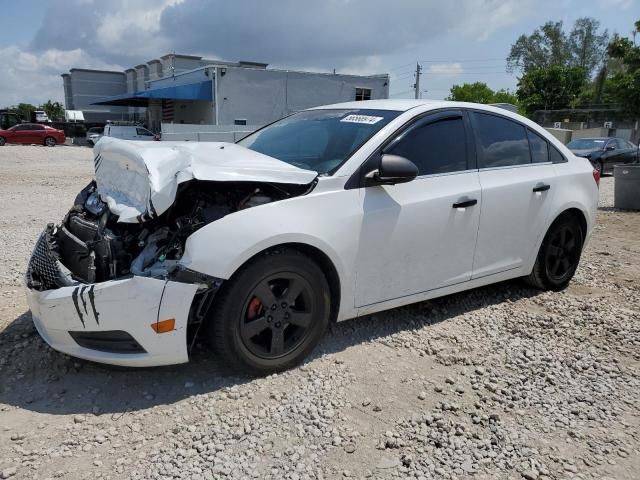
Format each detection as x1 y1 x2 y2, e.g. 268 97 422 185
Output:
26 228 72 290
69 330 147 354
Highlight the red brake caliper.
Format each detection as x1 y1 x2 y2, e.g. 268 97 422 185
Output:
247 297 263 320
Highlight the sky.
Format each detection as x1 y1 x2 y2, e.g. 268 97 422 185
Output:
0 0 637 107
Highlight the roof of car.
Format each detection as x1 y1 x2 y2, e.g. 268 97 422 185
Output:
311 99 450 112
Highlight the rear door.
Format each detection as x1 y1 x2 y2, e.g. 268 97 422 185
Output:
355 110 482 306
30 124 45 144
470 111 557 278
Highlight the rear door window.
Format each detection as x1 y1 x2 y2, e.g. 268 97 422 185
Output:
386 115 468 176
527 129 549 163
472 112 531 168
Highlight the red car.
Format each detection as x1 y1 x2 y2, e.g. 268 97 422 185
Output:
0 123 66 147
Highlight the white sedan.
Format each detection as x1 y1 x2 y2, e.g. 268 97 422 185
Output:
25 100 599 374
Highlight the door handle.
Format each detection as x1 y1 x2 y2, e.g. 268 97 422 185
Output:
532 184 551 193
452 198 478 209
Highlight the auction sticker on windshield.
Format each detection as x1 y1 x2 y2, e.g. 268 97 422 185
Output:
340 114 384 125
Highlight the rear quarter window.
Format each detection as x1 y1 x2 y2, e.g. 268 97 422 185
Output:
550 145 567 163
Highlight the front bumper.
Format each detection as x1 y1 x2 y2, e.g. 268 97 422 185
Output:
26 276 200 367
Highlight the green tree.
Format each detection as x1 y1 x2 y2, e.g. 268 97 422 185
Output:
40 100 65 121
492 89 519 105
569 18 609 75
507 18 609 79
507 21 570 73
605 21 640 115
516 66 587 114
3 103 37 122
447 83 520 110
447 82 495 103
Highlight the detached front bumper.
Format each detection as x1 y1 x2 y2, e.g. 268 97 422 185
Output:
24 229 214 367
26 277 200 367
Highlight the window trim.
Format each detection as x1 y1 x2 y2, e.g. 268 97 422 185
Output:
345 108 477 189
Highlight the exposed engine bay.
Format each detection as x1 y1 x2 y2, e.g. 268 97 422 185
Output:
27 179 312 290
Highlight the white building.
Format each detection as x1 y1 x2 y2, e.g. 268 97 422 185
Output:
62 54 390 130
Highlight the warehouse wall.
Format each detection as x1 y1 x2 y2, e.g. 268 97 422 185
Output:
67 69 128 122
215 67 389 126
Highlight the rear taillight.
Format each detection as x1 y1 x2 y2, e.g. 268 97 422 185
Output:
592 167 600 188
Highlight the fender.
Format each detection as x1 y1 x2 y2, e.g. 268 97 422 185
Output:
178 185 363 321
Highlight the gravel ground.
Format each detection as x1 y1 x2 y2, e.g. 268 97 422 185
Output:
0 145 638 480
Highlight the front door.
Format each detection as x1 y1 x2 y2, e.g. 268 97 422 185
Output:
355 110 481 307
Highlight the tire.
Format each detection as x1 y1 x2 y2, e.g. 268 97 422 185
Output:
208 248 331 375
44 137 56 147
525 214 584 291
0 137 5 146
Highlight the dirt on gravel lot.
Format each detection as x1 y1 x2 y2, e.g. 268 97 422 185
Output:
0 144 638 480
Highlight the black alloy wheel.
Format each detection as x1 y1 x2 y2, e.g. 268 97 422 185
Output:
240 272 314 359
45 137 56 147
208 248 331 375
544 223 581 283
525 214 583 291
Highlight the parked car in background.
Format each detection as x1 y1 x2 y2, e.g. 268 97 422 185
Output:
103 124 159 141
33 110 50 123
0 123 65 146
86 127 104 146
26 100 599 374
567 137 639 174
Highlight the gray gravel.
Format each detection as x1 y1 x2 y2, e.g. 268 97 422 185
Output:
0 145 638 480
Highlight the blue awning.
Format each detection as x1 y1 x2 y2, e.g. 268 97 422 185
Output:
92 80 213 107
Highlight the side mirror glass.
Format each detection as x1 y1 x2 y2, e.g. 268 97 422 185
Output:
365 154 418 186
606 145 616 151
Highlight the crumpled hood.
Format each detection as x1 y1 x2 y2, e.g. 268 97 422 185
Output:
93 137 317 223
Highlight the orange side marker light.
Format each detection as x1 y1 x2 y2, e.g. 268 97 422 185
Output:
151 318 175 333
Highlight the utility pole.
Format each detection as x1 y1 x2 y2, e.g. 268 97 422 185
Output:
414 62 422 99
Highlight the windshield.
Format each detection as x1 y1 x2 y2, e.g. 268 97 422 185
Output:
567 139 606 150
238 109 401 174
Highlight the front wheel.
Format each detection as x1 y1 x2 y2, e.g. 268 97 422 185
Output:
525 214 583 291
44 137 56 147
208 248 331 375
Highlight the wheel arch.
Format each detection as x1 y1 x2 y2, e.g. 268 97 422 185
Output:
525 205 591 276
220 242 342 324
560 207 588 241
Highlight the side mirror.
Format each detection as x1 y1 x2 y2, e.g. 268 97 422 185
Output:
606 145 616 151
365 154 418 186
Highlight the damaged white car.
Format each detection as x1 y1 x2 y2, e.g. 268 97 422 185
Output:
25 100 599 374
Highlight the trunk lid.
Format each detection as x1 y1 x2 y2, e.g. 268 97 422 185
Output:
93 137 317 223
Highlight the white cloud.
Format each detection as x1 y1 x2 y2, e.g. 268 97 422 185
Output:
0 47 122 107
427 63 464 76
94 0 184 58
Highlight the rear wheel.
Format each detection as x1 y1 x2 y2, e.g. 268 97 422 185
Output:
526 214 583 291
208 248 331 375
44 137 56 147
0 137 5 146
